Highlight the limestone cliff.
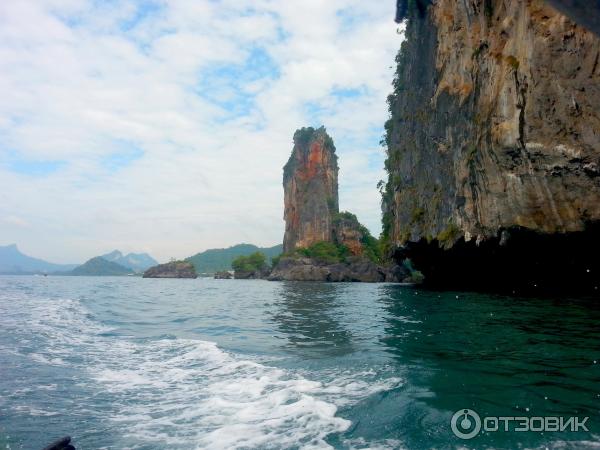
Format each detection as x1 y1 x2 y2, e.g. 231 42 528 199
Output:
384 0 600 292
275 127 411 283
283 127 339 253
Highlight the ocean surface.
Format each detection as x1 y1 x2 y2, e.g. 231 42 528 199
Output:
0 276 598 449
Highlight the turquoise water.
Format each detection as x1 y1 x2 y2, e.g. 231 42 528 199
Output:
0 276 598 449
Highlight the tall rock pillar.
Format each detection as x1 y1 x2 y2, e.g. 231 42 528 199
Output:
283 127 339 254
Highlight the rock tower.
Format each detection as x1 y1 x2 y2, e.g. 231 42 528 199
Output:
283 127 339 253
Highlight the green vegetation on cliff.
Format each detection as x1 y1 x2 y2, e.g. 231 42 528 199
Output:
292 126 336 153
278 213 386 266
231 252 268 273
333 211 383 263
296 241 350 264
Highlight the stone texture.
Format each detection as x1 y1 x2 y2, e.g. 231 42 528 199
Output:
214 271 232 279
268 256 409 283
143 261 197 279
283 127 339 254
383 0 600 292
332 214 364 256
386 0 600 246
233 268 270 279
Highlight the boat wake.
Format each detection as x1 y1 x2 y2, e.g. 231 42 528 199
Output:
2 292 403 449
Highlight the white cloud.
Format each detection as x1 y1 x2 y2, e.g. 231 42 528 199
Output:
0 0 402 263
2 215 31 228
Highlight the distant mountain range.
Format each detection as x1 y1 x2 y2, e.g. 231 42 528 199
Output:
0 244 158 275
0 242 282 276
0 244 78 274
101 250 158 272
69 256 133 276
187 243 283 274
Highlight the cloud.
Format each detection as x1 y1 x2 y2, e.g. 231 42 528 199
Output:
0 0 402 263
2 215 31 228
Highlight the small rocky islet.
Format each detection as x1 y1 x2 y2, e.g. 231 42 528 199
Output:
209 126 418 283
268 127 412 282
143 261 197 279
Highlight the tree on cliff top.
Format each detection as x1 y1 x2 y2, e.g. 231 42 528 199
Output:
292 126 336 151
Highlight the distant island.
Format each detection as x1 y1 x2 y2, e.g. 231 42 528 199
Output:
100 250 158 272
61 250 158 276
0 244 78 274
209 127 422 283
0 244 158 276
263 127 417 282
140 244 283 279
0 243 286 278
69 257 133 276
143 260 197 279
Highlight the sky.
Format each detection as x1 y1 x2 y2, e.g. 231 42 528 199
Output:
0 0 403 264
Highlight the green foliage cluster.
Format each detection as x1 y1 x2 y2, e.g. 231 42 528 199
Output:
323 133 336 153
333 211 384 263
379 35 412 249
437 223 461 246
361 233 382 263
292 126 336 152
296 241 349 264
293 127 316 147
231 252 268 273
186 244 282 273
270 254 281 269
333 211 358 222
411 207 425 223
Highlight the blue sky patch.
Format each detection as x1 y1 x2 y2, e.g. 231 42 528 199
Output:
100 141 144 171
331 86 367 99
3 152 65 176
196 46 279 122
119 1 164 32
336 8 364 33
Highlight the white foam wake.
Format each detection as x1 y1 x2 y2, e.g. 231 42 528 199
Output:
3 293 403 449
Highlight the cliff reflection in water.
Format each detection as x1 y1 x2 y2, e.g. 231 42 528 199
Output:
271 282 354 358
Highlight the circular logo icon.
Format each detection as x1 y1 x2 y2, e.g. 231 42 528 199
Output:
451 409 481 439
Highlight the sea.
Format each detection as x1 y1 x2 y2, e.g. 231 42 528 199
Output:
0 276 598 449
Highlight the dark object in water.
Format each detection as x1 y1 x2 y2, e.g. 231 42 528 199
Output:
42 436 75 450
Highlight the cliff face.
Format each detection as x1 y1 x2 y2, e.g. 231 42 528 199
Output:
384 0 600 292
333 215 364 256
275 127 411 282
283 127 339 253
